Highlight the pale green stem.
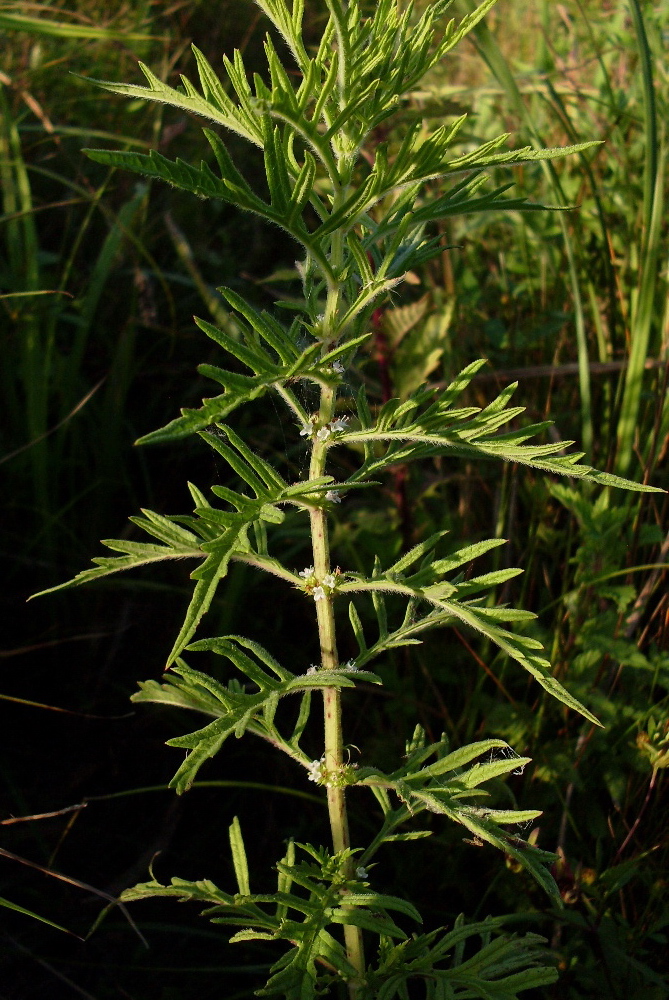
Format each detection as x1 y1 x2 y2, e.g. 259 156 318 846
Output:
309 382 365 995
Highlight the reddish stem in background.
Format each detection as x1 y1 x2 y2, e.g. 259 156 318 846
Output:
372 306 393 403
612 766 658 864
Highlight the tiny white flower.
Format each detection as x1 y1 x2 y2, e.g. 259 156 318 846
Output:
307 757 325 782
325 490 341 503
343 660 359 672
306 665 318 675
332 360 345 374
313 586 327 601
355 867 368 879
299 566 315 578
322 573 337 589
329 417 349 434
316 426 331 441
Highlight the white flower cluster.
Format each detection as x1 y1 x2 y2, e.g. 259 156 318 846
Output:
305 757 358 788
306 757 326 783
300 416 349 442
314 572 338 601
298 567 341 601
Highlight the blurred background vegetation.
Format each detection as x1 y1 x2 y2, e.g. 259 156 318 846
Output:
1 1 668 997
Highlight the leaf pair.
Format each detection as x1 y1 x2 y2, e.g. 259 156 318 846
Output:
134 635 380 793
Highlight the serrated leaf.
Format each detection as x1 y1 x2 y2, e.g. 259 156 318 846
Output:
430 538 507 575
84 146 266 210
165 530 242 666
81 59 262 145
408 739 514 782
131 663 230 717
385 531 449 575
135 388 266 445
120 876 233 906
340 364 663 493
30 516 202 600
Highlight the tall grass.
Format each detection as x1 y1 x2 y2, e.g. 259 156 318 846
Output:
442 0 668 480
1 5 160 569
1 4 261 580
614 0 666 479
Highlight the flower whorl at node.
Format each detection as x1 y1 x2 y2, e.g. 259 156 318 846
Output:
297 566 342 601
305 757 358 788
299 415 349 442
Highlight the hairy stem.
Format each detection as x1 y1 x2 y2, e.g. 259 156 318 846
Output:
309 382 365 994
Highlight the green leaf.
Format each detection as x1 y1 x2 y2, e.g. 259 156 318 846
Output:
144 636 360 790
344 892 422 923
120 876 234 906
229 817 250 895
81 60 262 145
165 529 244 666
132 659 232 717
135 387 267 445
408 739 517 782
287 150 317 224
329 907 407 938
29 511 203 599
339 363 663 492
0 895 75 935
167 711 254 793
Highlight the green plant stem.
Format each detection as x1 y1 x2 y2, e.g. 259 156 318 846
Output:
309 381 365 994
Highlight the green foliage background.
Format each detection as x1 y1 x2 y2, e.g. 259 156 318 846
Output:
1 1 668 997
